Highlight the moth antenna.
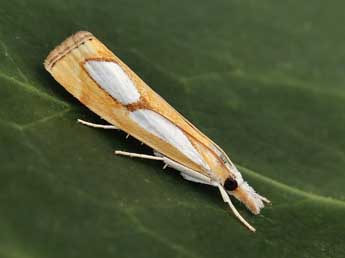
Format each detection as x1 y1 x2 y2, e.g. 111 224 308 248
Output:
217 184 256 232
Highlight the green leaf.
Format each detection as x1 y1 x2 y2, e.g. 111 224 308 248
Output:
1 1 345 257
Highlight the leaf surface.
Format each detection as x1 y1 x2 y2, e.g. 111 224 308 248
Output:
1 1 345 257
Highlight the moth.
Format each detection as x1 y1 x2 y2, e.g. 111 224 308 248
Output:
44 31 270 232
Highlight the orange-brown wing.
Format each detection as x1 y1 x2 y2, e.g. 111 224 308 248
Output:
44 31 231 181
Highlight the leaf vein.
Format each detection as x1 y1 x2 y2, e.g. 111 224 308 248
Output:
0 39 29 83
124 208 201 258
238 164 345 207
0 72 68 107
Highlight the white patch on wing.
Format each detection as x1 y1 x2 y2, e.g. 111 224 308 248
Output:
130 109 209 169
84 61 140 104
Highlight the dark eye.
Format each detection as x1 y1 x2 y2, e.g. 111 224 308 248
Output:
224 178 238 191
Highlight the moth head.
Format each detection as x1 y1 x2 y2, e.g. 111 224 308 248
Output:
223 167 268 214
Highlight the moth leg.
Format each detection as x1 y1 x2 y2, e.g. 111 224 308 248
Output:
116 150 255 231
77 119 118 129
114 150 164 161
153 152 215 186
155 152 256 232
115 150 213 185
217 184 256 232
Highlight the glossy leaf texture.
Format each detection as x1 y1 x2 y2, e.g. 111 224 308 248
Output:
1 0 345 257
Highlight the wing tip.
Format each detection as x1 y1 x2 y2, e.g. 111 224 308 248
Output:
44 31 94 72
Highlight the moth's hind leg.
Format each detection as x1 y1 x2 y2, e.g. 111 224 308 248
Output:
77 119 118 130
78 119 135 139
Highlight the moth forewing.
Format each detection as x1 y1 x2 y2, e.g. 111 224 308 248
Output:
45 32 203 173
44 31 269 232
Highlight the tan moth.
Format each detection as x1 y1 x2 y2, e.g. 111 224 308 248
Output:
44 31 270 232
